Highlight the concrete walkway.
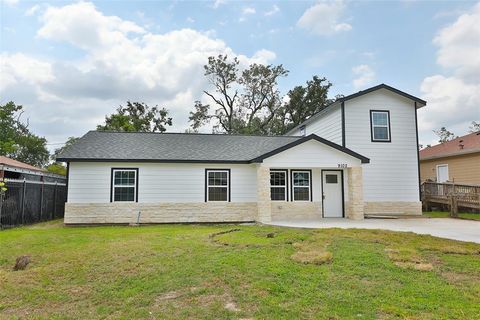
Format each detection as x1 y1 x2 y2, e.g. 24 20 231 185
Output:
267 218 480 244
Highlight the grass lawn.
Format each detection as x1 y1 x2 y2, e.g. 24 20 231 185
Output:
1 221 480 319
423 211 480 221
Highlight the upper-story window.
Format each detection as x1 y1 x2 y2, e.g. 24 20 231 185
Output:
370 110 391 142
300 125 306 136
111 168 138 202
206 169 230 202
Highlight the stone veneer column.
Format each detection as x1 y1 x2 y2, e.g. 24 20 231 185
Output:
256 165 272 223
346 167 364 220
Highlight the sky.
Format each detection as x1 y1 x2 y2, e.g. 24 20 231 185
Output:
1 0 479 151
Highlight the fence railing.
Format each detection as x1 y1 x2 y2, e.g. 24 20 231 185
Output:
421 182 480 213
0 179 67 229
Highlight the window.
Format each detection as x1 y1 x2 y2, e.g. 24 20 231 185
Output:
270 170 287 201
325 174 338 184
206 169 230 202
292 170 311 201
370 110 391 142
300 125 306 136
111 169 138 202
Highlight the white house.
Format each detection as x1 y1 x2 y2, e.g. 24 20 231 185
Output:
57 84 426 224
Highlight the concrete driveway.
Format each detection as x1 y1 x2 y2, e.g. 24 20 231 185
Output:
267 218 480 243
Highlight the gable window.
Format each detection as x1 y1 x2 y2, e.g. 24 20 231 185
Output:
370 110 391 142
300 125 306 136
111 168 138 202
291 170 311 201
270 170 287 201
206 169 230 202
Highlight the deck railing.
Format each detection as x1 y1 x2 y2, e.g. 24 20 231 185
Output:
421 182 480 213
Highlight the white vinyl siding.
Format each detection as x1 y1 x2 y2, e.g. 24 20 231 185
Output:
68 162 257 203
344 89 419 201
290 107 342 145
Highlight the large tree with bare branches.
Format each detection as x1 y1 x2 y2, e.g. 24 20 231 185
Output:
189 55 288 134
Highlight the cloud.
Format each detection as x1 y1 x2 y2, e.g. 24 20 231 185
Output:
3 0 18 6
418 2 480 142
265 5 280 16
212 0 225 9
242 7 256 15
0 1 276 145
297 0 351 35
25 4 41 16
352 64 375 90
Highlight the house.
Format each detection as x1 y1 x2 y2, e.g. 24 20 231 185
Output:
0 156 66 183
419 132 480 185
57 84 426 224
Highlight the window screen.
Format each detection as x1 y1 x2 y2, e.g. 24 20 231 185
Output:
112 169 137 202
270 170 287 201
206 170 229 201
371 111 390 141
292 171 311 201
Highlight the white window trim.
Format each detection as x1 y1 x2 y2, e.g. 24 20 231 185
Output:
206 169 230 202
112 169 137 202
371 111 391 141
436 164 449 183
270 170 288 202
292 170 311 202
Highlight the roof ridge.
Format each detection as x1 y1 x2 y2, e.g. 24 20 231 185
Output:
89 130 301 138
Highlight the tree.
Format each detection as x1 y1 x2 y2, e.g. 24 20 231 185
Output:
433 127 456 143
51 136 80 161
189 55 288 134
46 163 67 176
269 76 334 135
469 121 480 133
0 102 49 167
97 101 172 132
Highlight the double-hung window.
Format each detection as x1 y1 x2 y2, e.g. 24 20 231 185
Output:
370 110 391 142
292 170 311 201
206 169 230 202
270 170 287 201
111 168 138 202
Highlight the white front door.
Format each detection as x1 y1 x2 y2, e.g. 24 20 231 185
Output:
436 165 449 183
322 171 343 218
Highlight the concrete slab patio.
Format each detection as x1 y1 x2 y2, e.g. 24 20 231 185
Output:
268 218 480 244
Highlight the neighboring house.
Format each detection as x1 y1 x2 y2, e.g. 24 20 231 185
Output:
0 156 66 183
419 132 480 185
57 84 426 225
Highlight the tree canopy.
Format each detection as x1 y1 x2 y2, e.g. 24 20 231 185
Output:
189 55 334 135
0 101 49 167
433 127 456 143
97 101 172 132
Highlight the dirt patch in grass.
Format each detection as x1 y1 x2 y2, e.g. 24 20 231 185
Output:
291 241 333 265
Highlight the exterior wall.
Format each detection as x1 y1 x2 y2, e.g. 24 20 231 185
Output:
420 153 480 185
64 202 256 224
271 202 322 220
364 201 422 216
290 107 343 145
344 89 419 202
68 162 257 203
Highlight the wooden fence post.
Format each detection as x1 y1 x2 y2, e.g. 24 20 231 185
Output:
449 194 458 218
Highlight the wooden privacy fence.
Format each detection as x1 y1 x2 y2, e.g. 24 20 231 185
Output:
0 179 67 229
421 182 480 215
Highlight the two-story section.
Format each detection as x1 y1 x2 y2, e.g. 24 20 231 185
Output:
287 84 426 216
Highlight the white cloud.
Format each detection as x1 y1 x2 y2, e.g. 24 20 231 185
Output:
418 2 480 143
243 7 256 15
25 4 40 16
297 0 352 36
186 17 195 23
265 5 280 16
352 64 375 90
3 0 18 6
0 1 276 144
212 0 225 9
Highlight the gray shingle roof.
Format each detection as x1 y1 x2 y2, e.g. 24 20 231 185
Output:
56 131 302 163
